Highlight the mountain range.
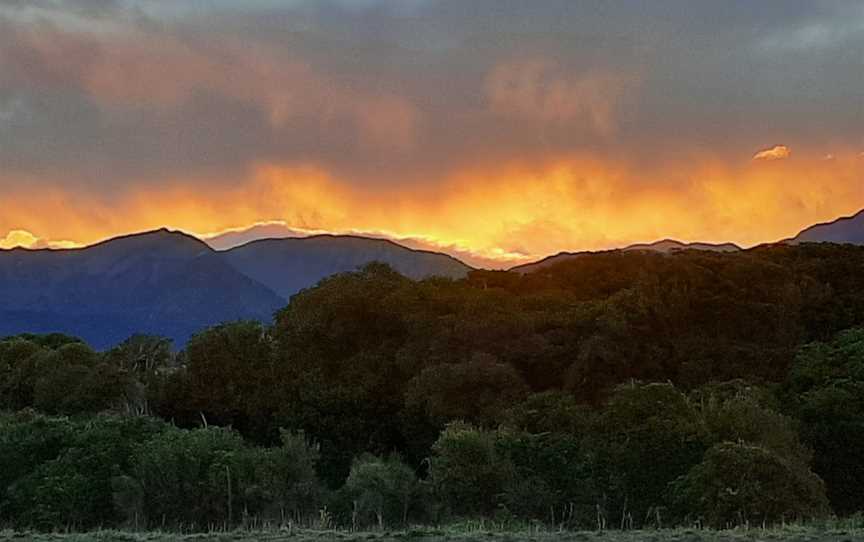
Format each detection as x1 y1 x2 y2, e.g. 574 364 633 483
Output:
204 222 510 269
0 229 471 348
3 208 864 348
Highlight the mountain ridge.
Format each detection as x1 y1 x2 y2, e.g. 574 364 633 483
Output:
510 238 743 273
0 229 473 348
787 209 864 245
5 205 864 347
222 234 472 299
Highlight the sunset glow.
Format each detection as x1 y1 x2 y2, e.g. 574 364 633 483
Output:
4 153 863 266
1 1 862 267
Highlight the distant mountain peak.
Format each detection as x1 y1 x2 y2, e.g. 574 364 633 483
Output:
790 209 864 245
623 239 742 253
86 228 212 254
511 239 741 273
236 233 472 264
104 227 203 243
223 233 472 299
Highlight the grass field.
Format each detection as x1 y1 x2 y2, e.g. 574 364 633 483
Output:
3 527 864 542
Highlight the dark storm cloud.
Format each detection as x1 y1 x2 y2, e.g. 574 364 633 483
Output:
0 0 862 192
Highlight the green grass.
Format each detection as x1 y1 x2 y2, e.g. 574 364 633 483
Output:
3 527 864 542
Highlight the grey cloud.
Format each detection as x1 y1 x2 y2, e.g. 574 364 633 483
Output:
0 0 862 192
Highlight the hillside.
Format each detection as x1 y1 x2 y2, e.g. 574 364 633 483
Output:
222 234 472 299
790 209 864 245
0 230 285 348
511 239 740 273
0 229 473 348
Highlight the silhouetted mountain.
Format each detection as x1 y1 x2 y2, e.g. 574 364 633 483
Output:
222 235 473 299
0 229 473 348
512 239 741 273
204 223 510 269
0 229 284 349
789 209 864 245
22 207 864 348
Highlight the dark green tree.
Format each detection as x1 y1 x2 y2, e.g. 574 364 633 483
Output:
783 328 864 514
672 442 828 527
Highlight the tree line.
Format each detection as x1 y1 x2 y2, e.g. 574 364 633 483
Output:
2 243 864 530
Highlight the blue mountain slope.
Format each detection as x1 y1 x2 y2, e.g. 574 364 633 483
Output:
0 229 472 348
0 230 284 349
222 234 472 299
790 210 864 245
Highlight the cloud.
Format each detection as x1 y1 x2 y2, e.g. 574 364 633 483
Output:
1 1 863 265
0 23 421 145
484 59 636 136
4 148 864 267
753 145 791 161
0 229 78 249
757 6 864 54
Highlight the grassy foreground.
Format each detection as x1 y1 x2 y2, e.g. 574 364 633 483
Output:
2 527 864 542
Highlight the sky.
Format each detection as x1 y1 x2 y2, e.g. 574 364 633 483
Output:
1 0 863 266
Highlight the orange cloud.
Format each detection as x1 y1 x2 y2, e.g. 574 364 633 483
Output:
2 151 863 267
753 145 791 161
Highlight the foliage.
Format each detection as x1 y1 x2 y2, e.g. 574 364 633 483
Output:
7 244 864 529
672 442 829 527
782 328 864 514
341 454 419 529
4 415 167 529
590 383 707 525
430 423 515 518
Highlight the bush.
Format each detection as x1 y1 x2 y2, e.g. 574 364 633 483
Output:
233 430 324 525
131 426 249 528
430 423 514 518
130 425 324 529
1 414 167 530
0 411 74 520
341 454 419 529
672 441 829 527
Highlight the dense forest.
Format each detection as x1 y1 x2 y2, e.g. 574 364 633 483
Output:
2 243 864 531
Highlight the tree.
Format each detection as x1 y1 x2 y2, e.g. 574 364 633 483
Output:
0 338 46 410
184 321 275 436
104 335 174 374
0 411 74 520
672 442 828 527
342 454 418 529
405 354 529 428
31 343 127 415
402 355 529 467
495 430 595 527
783 328 864 514
104 335 175 416
503 391 594 435
694 381 811 465
131 426 248 528
5 415 167 530
234 430 324 524
594 382 706 526
429 423 514 518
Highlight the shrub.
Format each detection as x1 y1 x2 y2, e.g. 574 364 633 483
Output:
342 454 419 529
430 423 514 518
672 441 829 527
